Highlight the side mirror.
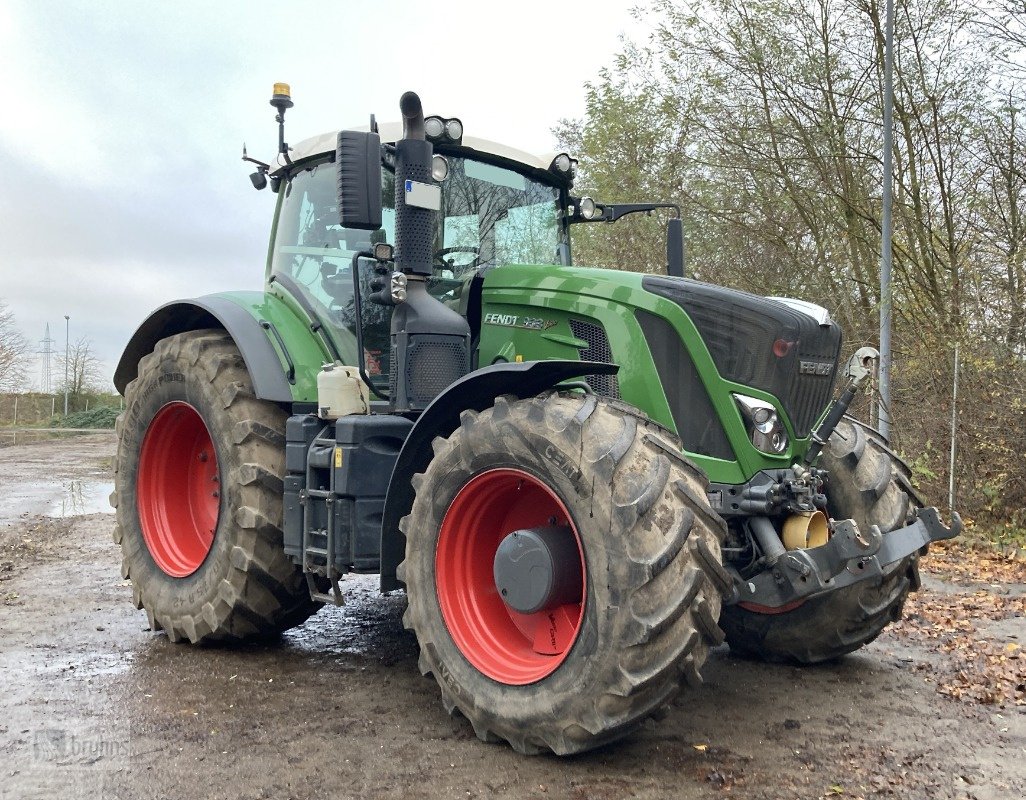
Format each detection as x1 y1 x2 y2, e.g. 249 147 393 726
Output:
336 130 382 230
666 216 685 278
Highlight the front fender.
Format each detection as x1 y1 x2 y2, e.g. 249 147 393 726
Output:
379 359 618 591
113 292 330 403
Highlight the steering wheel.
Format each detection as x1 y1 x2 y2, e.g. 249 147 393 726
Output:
433 246 481 272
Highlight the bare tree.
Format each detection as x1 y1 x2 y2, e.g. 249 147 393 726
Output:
57 337 106 397
0 300 28 392
975 96 1026 352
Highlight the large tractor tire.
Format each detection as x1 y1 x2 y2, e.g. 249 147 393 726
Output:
398 393 730 755
720 417 919 664
112 329 321 643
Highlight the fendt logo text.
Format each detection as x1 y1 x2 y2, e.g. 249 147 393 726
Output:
799 360 834 376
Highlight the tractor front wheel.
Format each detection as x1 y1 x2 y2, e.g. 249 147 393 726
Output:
112 329 320 643
398 393 728 755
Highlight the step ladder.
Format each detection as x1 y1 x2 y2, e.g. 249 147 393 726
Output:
299 434 345 606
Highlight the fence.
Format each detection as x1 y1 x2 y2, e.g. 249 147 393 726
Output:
0 393 123 427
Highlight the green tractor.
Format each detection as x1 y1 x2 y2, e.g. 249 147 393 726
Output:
111 87 959 755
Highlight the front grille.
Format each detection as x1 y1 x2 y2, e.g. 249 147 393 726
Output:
787 338 841 436
642 276 842 437
568 319 620 399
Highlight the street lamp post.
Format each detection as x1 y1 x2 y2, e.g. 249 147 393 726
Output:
879 0 895 441
64 315 70 416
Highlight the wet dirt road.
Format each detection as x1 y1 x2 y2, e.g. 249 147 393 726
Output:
0 435 1023 799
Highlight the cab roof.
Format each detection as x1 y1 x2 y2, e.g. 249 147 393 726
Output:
270 120 562 176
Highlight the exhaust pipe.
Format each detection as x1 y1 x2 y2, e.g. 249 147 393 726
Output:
393 92 434 277
399 91 426 140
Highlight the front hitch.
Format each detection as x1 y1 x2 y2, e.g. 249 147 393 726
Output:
725 508 962 609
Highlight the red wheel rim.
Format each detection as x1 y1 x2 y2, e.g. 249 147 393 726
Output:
435 468 586 685
137 402 220 577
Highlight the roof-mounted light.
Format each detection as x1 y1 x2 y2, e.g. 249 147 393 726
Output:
550 153 578 181
268 82 294 164
424 116 445 139
270 82 293 111
445 118 463 141
424 115 463 145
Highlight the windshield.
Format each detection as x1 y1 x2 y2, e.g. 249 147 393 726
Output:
269 153 565 390
431 158 566 271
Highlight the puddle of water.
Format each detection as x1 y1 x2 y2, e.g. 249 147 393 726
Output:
46 480 116 518
281 575 415 664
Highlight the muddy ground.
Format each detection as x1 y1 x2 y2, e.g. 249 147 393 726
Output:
0 434 1022 800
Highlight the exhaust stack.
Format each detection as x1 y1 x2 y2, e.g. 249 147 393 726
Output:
388 91 471 412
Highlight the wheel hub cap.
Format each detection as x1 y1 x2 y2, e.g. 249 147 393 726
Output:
435 468 586 685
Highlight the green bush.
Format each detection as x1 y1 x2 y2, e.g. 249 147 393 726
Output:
51 406 119 429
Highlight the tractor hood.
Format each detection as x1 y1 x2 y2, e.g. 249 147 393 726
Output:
641 275 843 438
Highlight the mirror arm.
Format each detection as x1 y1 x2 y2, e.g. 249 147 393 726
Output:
604 203 680 222
567 199 681 225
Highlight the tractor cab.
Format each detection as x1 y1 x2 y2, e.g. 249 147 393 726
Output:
258 114 684 401
264 125 577 393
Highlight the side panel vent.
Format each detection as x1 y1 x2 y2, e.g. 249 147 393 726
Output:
636 310 735 460
406 337 468 403
568 319 620 399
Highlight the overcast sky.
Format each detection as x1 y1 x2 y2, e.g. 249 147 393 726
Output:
0 1 648 391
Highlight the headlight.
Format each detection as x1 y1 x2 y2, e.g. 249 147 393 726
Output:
390 272 408 304
733 394 788 454
579 196 598 220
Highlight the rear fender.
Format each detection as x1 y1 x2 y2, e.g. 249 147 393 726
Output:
379 359 618 591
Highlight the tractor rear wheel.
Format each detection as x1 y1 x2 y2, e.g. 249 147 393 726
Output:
720 417 919 663
112 329 321 643
398 393 729 755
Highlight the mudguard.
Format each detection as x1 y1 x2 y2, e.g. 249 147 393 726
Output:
113 293 329 403
379 359 619 592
